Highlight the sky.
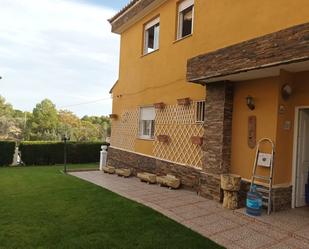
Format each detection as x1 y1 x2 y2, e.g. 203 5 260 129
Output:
0 0 130 117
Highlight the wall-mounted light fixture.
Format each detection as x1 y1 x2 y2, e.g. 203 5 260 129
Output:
281 84 292 100
246 96 255 110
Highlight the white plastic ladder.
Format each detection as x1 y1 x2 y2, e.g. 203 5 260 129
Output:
250 138 275 215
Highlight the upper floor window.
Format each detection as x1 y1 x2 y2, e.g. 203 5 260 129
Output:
139 106 155 139
177 0 194 39
144 17 160 55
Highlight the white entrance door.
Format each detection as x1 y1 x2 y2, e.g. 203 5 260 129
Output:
296 109 309 207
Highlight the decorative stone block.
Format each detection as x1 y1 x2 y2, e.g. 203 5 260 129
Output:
102 166 115 174
115 168 132 177
137 172 157 184
221 174 241 210
221 174 241 192
156 174 181 189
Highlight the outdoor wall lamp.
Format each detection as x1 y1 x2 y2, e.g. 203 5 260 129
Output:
281 84 293 100
246 96 255 110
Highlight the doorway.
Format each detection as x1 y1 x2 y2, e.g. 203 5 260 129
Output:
294 108 309 207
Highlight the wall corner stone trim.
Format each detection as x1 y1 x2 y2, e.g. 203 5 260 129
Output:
202 81 234 175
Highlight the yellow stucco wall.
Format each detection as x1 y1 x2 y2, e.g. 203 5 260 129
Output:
111 0 309 181
230 77 279 182
230 70 309 185
274 71 309 184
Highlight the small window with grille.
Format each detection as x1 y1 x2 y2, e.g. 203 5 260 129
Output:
196 101 205 123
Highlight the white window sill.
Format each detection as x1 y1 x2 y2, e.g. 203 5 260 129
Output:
141 49 159 58
174 34 193 44
137 137 155 141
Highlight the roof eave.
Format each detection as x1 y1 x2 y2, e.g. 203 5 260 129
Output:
109 0 167 34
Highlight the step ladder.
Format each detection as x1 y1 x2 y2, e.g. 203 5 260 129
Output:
250 138 275 215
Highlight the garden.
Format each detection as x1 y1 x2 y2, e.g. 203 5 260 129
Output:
0 165 223 249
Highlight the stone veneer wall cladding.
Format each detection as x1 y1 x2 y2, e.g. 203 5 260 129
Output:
203 82 233 175
239 181 292 212
187 22 309 83
108 147 292 209
107 147 222 201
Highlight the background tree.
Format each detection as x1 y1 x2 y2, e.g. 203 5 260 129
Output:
0 96 14 117
75 120 101 142
82 115 111 141
0 96 111 142
0 96 23 140
57 110 80 140
28 99 59 140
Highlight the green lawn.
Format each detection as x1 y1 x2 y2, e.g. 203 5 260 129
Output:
0 165 223 249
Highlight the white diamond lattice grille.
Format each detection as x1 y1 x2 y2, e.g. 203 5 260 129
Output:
154 102 204 168
110 109 138 151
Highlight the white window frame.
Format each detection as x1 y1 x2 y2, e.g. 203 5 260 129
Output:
139 106 155 140
195 100 205 124
177 0 194 40
144 17 160 55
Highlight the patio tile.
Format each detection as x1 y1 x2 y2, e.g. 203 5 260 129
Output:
246 222 289 241
181 220 198 229
220 226 258 242
233 232 277 249
70 171 308 249
169 204 197 214
219 210 251 225
267 241 296 249
194 200 220 207
294 224 309 241
210 234 246 249
281 237 309 249
190 213 224 227
177 207 215 220
292 206 309 217
200 218 240 235
156 200 185 209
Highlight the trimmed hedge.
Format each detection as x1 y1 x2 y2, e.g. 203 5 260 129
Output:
19 141 109 166
0 141 16 166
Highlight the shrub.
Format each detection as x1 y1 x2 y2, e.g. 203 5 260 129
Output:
0 141 16 166
19 141 109 166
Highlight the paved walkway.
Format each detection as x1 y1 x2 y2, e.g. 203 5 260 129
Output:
70 171 309 249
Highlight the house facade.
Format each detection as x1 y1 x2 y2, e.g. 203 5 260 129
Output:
108 0 309 211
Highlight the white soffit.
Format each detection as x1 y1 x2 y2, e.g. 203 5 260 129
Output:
206 60 309 83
